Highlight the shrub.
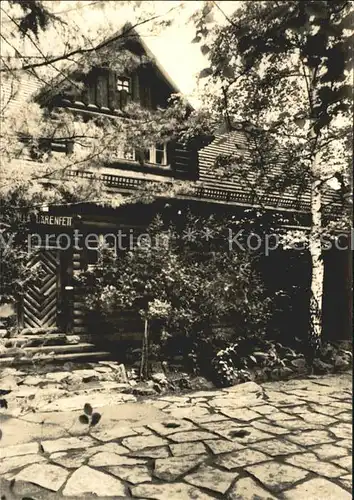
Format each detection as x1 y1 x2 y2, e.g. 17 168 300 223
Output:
78 214 271 376
210 336 302 386
210 337 353 387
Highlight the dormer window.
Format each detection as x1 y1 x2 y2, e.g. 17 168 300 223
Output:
77 70 132 111
116 76 131 109
116 77 130 93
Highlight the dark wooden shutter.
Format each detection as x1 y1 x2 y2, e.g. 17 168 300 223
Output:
131 73 140 102
135 148 145 165
170 141 198 180
84 69 97 106
140 86 151 109
120 90 130 109
167 141 175 168
108 72 119 111
96 71 108 108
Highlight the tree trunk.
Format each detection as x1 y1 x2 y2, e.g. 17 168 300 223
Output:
309 168 324 352
307 68 324 356
139 317 149 380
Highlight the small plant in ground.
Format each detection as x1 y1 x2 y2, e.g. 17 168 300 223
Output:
78 403 101 427
211 337 300 387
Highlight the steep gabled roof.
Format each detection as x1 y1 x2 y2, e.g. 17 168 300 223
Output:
112 22 187 101
35 21 192 109
2 21 190 118
196 131 343 216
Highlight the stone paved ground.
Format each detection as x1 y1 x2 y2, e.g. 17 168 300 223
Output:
0 373 352 499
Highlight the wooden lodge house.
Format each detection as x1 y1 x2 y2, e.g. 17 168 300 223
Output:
1 24 351 365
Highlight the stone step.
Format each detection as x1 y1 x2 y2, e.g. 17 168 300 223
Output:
0 343 99 359
19 328 60 335
3 334 68 347
0 350 113 367
3 334 93 347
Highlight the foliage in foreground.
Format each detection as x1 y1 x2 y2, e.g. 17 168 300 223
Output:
193 0 353 347
211 336 353 387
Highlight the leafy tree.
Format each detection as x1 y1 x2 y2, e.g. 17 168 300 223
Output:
0 1 205 303
0 1 193 199
192 0 353 352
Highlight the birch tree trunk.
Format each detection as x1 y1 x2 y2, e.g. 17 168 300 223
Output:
309 160 324 351
308 69 324 354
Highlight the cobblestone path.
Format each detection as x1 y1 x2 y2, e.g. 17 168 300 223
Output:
0 373 351 499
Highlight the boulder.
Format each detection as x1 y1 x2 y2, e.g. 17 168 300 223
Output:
23 376 44 387
337 348 352 359
151 373 168 385
153 383 163 393
270 369 281 381
63 362 74 371
33 387 67 405
0 343 8 354
66 373 82 386
188 376 215 391
127 369 138 380
95 366 112 374
15 386 38 398
72 370 99 383
0 329 8 338
220 381 264 406
132 384 157 396
313 358 333 375
290 358 307 373
99 363 128 383
334 355 351 371
46 372 72 384
271 367 294 380
113 364 128 383
66 336 81 345
1 367 20 377
280 366 295 378
150 361 164 373
0 375 18 391
254 369 267 383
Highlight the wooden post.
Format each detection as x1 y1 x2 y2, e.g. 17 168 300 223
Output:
140 316 149 380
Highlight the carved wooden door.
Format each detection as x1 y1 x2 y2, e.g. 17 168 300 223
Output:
22 249 61 329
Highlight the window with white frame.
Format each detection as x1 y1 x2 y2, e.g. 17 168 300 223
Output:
116 77 130 93
141 144 168 165
116 76 131 109
116 143 168 166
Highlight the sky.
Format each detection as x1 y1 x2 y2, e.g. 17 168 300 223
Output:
136 2 242 101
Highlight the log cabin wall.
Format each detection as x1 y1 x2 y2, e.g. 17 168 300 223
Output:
322 242 353 341
17 204 351 346
72 250 84 334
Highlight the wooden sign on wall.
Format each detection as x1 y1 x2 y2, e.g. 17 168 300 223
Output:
20 212 73 227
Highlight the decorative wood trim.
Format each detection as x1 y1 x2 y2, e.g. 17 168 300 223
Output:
21 249 60 329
